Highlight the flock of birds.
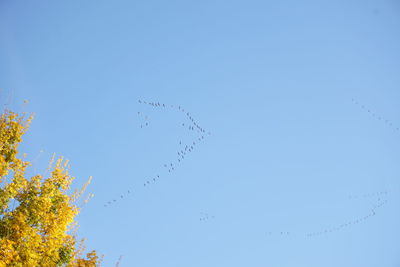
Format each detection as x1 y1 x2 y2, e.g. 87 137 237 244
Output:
348 190 389 200
199 212 216 222
305 197 388 238
265 98 396 238
351 98 399 133
103 97 395 238
103 100 211 220
265 191 389 238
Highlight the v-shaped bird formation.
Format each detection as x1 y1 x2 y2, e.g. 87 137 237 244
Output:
104 100 211 207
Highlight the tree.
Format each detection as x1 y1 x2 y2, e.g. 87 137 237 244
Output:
0 110 100 266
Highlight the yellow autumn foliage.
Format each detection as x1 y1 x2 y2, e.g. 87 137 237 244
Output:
0 110 100 266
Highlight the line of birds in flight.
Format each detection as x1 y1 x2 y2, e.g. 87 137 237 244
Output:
306 198 388 238
103 100 211 219
352 98 399 133
347 190 389 200
266 196 389 238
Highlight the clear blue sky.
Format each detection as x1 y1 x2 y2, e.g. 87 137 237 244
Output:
1 0 400 266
